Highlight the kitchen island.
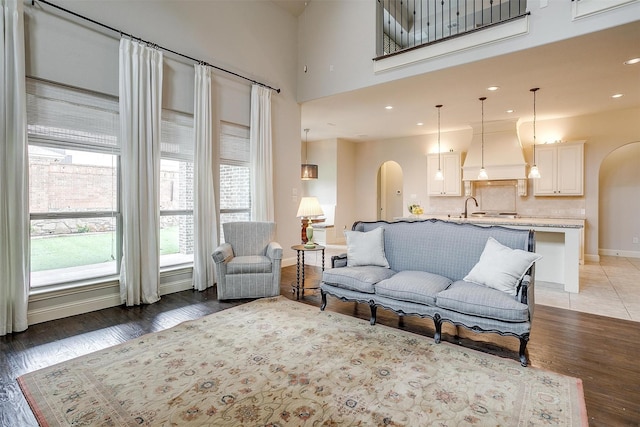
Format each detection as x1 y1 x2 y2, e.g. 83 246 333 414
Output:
397 216 585 293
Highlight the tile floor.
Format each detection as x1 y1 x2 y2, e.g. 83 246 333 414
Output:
305 246 640 322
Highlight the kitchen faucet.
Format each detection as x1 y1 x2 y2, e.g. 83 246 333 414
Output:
463 196 478 218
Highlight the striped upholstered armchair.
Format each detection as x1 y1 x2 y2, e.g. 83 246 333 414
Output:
212 222 283 300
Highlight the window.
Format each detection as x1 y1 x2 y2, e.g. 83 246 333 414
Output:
27 78 196 288
159 110 194 267
219 122 251 240
27 78 120 287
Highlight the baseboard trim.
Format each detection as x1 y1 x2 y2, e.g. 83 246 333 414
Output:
28 293 122 325
28 273 195 326
599 249 640 258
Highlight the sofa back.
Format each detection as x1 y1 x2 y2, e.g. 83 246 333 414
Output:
353 219 534 282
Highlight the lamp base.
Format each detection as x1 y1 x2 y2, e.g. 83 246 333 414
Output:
304 242 316 249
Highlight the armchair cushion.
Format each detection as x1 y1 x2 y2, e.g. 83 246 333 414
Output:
227 255 273 274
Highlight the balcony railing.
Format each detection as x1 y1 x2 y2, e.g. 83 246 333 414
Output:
376 0 528 58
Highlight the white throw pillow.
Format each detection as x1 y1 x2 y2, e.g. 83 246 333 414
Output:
344 227 390 268
464 237 542 296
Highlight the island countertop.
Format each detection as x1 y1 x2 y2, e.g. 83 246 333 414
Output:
396 216 585 229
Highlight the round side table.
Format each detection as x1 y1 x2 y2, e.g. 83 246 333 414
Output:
290 244 325 300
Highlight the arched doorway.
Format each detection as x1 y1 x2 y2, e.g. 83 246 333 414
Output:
599 141 640 256
377 161 403 221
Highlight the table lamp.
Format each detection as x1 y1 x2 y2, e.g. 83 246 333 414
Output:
296 197 324 248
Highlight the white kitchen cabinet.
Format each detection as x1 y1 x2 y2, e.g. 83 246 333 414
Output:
534 141 584 196
428 152 462 196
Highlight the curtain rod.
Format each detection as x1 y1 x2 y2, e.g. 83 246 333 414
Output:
32 0 281 94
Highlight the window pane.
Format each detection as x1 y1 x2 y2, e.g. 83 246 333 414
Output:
30 216 118 287
160 214 194 267
219 164 250 210
160 159 194 211
29 147 117 214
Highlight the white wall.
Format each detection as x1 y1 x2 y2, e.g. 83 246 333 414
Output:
599 142 640 257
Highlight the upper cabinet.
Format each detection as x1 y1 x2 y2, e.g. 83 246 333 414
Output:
534 141 585 196
428 152 462 196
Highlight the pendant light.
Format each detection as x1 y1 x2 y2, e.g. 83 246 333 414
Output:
434 104 444 181
477 97 489 180
301 128 318 180
528 88 541 179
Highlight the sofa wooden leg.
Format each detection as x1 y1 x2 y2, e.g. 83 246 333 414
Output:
434 315 442 344
519 335 529 367
320 291 327 311
369 304 377 326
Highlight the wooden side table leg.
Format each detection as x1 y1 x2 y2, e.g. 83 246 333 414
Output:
295 250 301 300
301 251 306 298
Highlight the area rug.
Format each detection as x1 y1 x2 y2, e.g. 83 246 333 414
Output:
18 296 588 426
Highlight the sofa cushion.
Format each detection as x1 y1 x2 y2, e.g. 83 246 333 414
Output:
227 255 273 274
436 280 529 322
375 271 452 306
344 227 390 268
322 266 396 294
464 237 542 296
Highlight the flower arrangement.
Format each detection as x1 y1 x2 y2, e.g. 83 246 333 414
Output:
408 203 423 216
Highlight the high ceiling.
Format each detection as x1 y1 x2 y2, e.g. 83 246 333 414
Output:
300 20 640 142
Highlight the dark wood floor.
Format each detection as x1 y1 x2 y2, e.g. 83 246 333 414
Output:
2 265 639 426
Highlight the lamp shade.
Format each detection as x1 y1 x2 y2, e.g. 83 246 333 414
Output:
301 164 318 180
296 197 324 218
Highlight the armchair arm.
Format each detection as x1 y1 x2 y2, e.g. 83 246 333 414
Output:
331 253 348 268
266 242 283 260
212 242 234 264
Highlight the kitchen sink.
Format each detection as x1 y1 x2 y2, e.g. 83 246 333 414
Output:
470 211 518 218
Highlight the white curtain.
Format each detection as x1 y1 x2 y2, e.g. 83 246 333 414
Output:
0 0 29 335
192 64 217 291
250 84 274 221
118 38 163 306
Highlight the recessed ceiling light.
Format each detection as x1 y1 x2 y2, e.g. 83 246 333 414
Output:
417 122 424 126
385 105 393 110
487 86 500 91
506 109 515 113
327 122 336 126
612 93 624 98
624 57 640 65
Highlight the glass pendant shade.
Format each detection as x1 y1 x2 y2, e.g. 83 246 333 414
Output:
477 168 489 180
528 165 541 179
435 169 444 181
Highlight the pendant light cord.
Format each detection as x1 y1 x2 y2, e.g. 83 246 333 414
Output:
479 97 486 169
436 104 443 170
531 88 539 164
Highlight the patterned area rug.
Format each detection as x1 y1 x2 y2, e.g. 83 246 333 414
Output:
18 296 587 426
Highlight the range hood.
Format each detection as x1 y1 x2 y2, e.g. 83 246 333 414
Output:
462 119 528 181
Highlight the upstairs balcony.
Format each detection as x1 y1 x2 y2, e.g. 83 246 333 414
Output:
375 0 529 70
